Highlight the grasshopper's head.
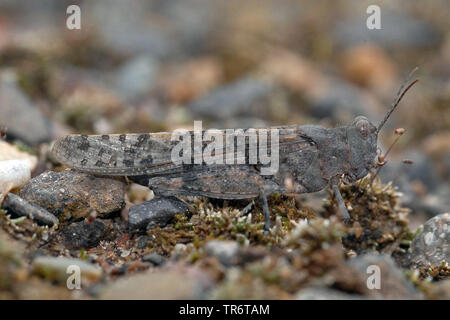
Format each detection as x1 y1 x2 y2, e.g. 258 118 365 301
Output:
346 116 378 181
344 69 420 182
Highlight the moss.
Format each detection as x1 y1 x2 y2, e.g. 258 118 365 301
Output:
325 175 411 254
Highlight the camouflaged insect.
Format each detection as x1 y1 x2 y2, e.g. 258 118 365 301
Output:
52 72 419 231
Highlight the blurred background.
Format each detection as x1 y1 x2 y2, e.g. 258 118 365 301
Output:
0 0 449 226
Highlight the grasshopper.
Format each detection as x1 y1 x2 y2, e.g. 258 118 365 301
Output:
52 70 418 231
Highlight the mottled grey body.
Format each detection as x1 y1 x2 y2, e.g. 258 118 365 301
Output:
52 118 379 230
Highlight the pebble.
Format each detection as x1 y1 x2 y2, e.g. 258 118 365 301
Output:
142 253 167 266
407 213 449 268
99 266 212 299
61 220 107 250
0 71 53 145
128 196 189 230
401 151 441 192
136 235 149 249
347 254 423 299
19 170 126 220
32 256 102 283
188 77 274 119
2 193 59 227
172 243 187 256
113 54 159 101
204 240 239 267
88 0 170 58
333 10 441 49
0 160 31 197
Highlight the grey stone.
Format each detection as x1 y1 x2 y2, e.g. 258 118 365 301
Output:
128 196 189 230
0 71 53 145
347 254 423 299
19 170 126 220
407 213 449 268
136 235 149 249
2 192 58 227
379 150 444 217
157 0 217 54
401 151 440 192
87 0 170 57
204 240 239 267
113 54 159 101
188 77 274 119
333 10 441 49
142 253 167 266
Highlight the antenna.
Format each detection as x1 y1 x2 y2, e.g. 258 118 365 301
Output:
377 67 419 132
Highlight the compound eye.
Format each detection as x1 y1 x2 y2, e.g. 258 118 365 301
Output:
356 118 369 138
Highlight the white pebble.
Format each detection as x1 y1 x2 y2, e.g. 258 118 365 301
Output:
0 160 31 195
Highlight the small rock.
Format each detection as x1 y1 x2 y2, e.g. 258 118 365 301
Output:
128 196 189 230
333 10 441 49
99 266 212 299
88 0 170 57
113 54 159 101
32 256 102 283
158 0 217 54
407 213 449 268
0 160 32 197
19 170 126 220
142 253 166 266
61 220 107 250
204 240 239 267
172 243 187 256
136 235 149 249
0 71 53 145
188 77 274 119
347 254 423 299
295 287 367 300
2 193 58 227
402 151 440 192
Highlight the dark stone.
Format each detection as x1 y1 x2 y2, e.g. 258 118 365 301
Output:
128 196 189 230
2 193 58 227
61 220 107 250
142 253 167 266
136 235 149 249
